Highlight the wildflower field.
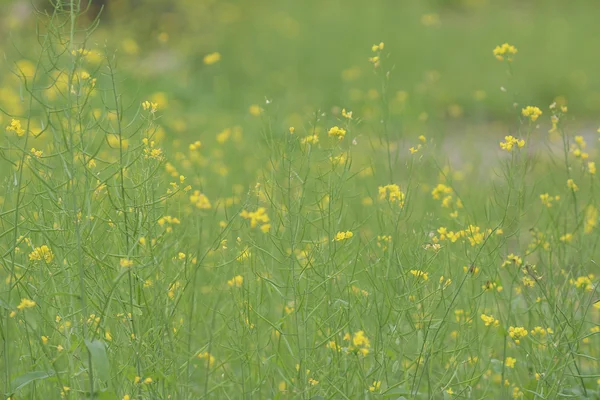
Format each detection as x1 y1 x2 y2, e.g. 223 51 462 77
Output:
2 1 600 399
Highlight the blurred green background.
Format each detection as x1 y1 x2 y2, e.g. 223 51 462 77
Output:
1 0 600 126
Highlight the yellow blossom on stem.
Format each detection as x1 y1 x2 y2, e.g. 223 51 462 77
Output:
17 298 36 310
504 357 516 368
120 258 134 268
410 269 429 281
508 326 528 344
493 43 517 61
500 135 525 151
334 231 353 241
521 106 542 122
567 179 579 192
328 126 346 140
6 119 25 136
29 245 54 263
369 381 381 392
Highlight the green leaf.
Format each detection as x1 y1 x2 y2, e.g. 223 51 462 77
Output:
85 339 110 382
10 370 55 393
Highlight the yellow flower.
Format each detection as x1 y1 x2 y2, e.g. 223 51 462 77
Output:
328 126 347 140
589 162 596 175
334 231 353 241
17 298 36 310
559 233 573 243
521 106 542 122
567 178 579 192
203 52 221 65
379 184 406 207
30 148 43 158
29 245 54 263
371 42 384 52
198 351 216 367
227 275 243 288
493 43 518 61
480 313 499 327
500 135 525 151
141 100 158 113
308 378 319 386
120 258 134 268
240 207 270 228
369 380 381 392
504 357 516 368
301 134 319 144
6 119 25 136
508 326 528 344
410 269 429 281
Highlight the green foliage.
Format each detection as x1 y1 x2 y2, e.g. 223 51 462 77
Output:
0 1 599 399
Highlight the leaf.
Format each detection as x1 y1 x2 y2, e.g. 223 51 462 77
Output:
85 339 110 382
10 370 55 393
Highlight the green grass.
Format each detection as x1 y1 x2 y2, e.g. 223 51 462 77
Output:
1 1 600 399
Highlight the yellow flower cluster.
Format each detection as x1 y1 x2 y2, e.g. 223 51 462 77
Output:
369 381 381 392
377 235 392 250
350 330 371 355
493 43 517 61
141 100 158 113
500 135 525 151
480 313 499 327
300 134 319 144
430 183 462 213
158 215 181 233
508 326 528 344
142 138 164 161
530 326 553 336
29 245 55 263
378 184 406 207
570 135 589 160
585 205 598 234
539 193 560 208
326 330 371 356
521 106 542 122
334 231 353 241
410 269 429 281
240 207 270 232
504 356 517 368
120 258 134 268
434 225 492 247
6 118 25 136
327 126 346 140
17 298 36 310
567 178 579 192
570 275 594 291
